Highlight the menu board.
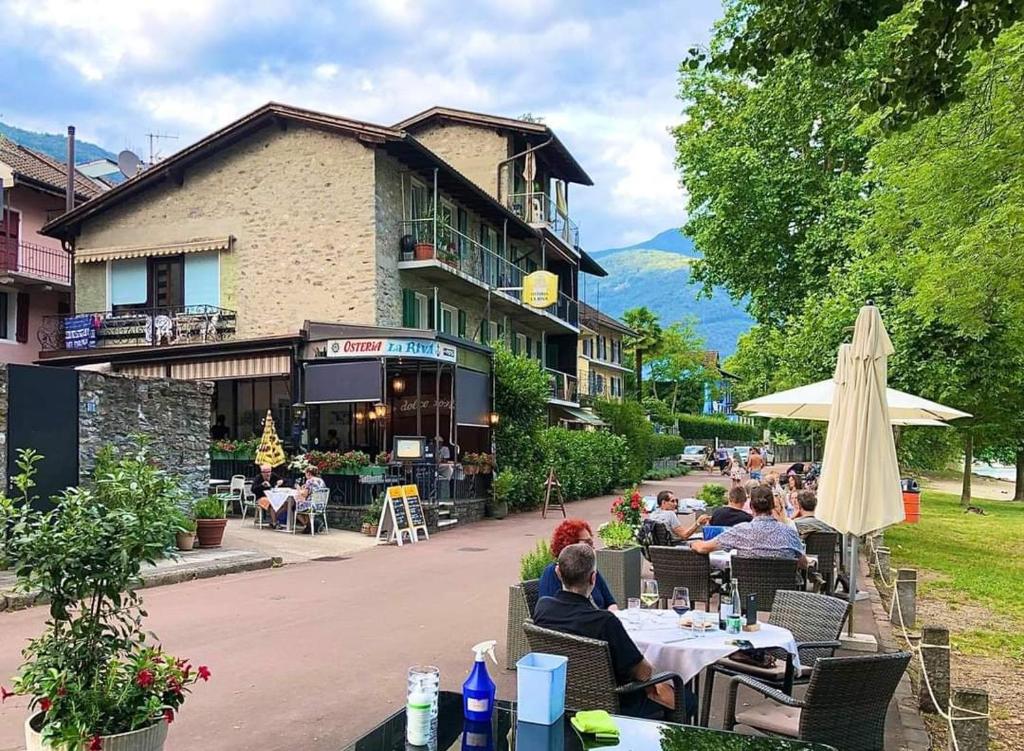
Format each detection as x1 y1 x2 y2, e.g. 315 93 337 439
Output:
391 495 409 530
403 484 426 527
378 485 429 545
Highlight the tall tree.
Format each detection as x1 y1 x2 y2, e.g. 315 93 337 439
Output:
622 307 663 401
647 319 708 414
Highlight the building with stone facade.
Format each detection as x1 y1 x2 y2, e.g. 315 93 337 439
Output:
39 102 607 463
576 302 634 420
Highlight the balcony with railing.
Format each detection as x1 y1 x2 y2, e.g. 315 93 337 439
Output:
38 305 237 353
398 218 578 330
547 368 578 404
0 237 71 286
506 191 579 249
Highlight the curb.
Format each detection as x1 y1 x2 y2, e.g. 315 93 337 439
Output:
860 553 931 751
1 553 274 613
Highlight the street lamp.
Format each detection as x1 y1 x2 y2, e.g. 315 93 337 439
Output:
374 402 388 419
391 376 406 395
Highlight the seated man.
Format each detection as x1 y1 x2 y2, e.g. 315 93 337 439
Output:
709 486 753 527
533 543 693 719
648 490 708 542
690 486 808 568
251 463 284 529
793 489 839 539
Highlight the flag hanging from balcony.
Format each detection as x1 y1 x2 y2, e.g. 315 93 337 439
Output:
64 314 97 350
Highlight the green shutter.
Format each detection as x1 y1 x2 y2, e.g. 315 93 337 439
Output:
427 298 435 330
402 290 417 328
525 336 532 357
458 310 467 338
511 332 519 355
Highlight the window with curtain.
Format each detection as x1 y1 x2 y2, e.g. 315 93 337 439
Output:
184 251 220 307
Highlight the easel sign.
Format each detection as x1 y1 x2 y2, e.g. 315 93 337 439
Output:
377 485 430 546
542 468 566 519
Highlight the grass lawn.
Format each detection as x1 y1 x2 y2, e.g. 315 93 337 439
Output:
885 490 1024 659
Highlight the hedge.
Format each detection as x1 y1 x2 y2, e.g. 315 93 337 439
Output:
649 433 685 460
677 414 760 441
537 427 632 502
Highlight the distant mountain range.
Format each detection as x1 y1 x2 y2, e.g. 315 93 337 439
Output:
0 121 116 164
584 229 751 356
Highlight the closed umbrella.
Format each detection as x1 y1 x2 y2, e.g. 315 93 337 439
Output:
816 306 904 637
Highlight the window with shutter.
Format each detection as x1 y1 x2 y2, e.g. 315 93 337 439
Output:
15 292 29 343
458 310 467 338
402 289 417 328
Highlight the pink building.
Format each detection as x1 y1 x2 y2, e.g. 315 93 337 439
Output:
0 136 106 363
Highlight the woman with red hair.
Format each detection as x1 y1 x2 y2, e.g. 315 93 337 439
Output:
537 518 618 610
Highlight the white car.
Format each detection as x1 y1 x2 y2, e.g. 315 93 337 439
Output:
678 445 707 467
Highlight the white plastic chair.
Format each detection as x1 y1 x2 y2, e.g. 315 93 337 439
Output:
218 475 248 516
307 487 331 536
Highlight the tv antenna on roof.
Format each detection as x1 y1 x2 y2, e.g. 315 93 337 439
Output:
146 132 179 164
117 150 142 178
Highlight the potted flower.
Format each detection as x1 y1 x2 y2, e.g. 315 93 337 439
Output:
490 470 516 520
361 499 383 536
209 439 236 459
597 490 644 604
0 446 210 751
375 451 391 466
173 508 196 551
193 496 227 548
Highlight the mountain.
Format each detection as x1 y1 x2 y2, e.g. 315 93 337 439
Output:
0 122 117 165
583 229 751 357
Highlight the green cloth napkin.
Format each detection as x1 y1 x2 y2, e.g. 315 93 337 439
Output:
570 710 619 740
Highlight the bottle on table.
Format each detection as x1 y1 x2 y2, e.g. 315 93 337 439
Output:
719 583 733 630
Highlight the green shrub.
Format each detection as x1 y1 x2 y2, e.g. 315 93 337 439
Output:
193 496 226 519
593 399 653 482
536 428 632 503
649 433 685 459
520 539 554 581
677 414 760 441
363 498 383 525
598 520 637 550
696 483 728 508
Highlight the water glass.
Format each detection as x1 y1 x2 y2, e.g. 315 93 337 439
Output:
408 665 440 719
641 579 659 609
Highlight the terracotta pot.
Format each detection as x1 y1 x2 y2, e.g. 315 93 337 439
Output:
195 518 227 548
175 531 195 551
414 242 435 260
368 525 378 537
26 713 168 751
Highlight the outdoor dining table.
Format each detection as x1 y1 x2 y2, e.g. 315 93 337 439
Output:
708 549 818 572
616 608 801 684
265 487 297 531
342 689 833 750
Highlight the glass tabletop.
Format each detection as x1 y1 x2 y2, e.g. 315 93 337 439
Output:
342 691 835 751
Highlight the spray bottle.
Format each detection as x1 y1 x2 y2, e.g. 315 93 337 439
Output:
462 640 497 722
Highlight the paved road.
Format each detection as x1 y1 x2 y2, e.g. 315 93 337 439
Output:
0 474 716 751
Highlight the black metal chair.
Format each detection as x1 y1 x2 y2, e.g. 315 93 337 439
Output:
523 622 691 724
699 590 849 726
729 556 801 611
724 651 912 751
804 531 840 594
649 545 713 610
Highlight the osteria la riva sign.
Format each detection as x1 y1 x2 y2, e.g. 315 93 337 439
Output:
326 338 457 362
523 270 559 309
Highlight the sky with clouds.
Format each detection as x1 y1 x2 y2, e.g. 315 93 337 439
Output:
2 0 724 250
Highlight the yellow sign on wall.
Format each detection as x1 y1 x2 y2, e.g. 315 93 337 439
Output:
523 270 559 309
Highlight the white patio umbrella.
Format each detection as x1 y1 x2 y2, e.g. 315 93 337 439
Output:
737 380 971 423
816 307 904 637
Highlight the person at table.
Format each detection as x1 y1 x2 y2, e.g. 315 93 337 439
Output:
539 519 617 610
690 486 809 569
534 543 694 720
793 489 839 539
293 467 328 534
209 415 229 440
649 490 709 542
785 472 804 513
252 463 284 529
709 485 753 527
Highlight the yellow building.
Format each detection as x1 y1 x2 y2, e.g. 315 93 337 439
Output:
577 302 634 411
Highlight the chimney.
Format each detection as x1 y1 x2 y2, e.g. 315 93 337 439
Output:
66 126 75 213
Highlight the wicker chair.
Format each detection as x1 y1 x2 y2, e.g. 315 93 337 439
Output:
729 556 801 611
649 545 713 610
724 651 912 751
638 520 679 561
523 621 690 724
804 531 840 593
699 590 849 726
505 579 541 669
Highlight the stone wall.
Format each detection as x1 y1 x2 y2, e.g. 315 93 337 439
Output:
78 372 213 499
409 122 509 199
375 152 406 327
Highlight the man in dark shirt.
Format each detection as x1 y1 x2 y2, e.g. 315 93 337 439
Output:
533 543 679 719
210 415 229 440
710 485 754 527
251 463 283 528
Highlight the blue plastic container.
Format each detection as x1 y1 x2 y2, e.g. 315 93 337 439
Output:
702 525 726 541
516 716 565 751
516 652 568 725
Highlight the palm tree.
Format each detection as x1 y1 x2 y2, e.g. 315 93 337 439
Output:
623 307 663 401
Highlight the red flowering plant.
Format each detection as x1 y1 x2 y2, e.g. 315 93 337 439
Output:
609 487 644 529
0 444 209 750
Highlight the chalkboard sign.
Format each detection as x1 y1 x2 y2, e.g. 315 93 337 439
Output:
403 484 426 527
378 486 415 546
391 496 409 529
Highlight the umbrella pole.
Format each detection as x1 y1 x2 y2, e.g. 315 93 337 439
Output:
848 535 858 636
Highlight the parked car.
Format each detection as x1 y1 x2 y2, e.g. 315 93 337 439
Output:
762 445 775 465
678 445 707 467
733 445 751 463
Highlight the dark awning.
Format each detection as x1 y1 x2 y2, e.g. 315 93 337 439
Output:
304 361 381 404
557 406 606 426
456 368 491 427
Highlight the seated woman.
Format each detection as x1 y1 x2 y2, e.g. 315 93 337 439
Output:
293 467 327 534
538 519 618 611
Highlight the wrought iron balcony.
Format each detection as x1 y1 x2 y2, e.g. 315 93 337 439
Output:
39 305 237 353
506 192 579 249
0 237 71 286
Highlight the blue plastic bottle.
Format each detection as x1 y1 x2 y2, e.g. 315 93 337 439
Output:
462 640 497 722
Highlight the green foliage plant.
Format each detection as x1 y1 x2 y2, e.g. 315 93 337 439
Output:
519 539 555 581
594 399 653 484
493 343 549 501
0 448 209 749
193 496 226 520
363 498 384 526
598 521 637 550
696 483 728 508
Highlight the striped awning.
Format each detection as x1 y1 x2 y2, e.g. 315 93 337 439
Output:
170 353 292 381
116 363 168 379
75 236 233 264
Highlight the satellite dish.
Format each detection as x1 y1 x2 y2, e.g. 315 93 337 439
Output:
117 150 141 178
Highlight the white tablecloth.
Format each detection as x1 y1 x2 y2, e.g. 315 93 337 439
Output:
706 550 818 572
266 488 296 512
616 609 801 683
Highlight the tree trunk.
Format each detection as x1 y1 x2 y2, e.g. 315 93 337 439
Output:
1015 447 1024 501
960 433 973 507
635 351 644 400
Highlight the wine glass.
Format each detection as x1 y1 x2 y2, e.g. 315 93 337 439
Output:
671 587 691 616
640 579 659 610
